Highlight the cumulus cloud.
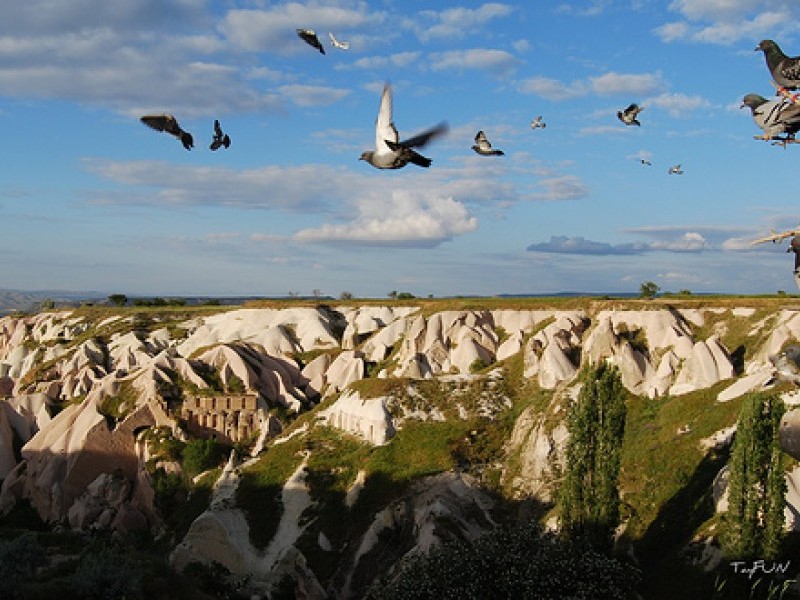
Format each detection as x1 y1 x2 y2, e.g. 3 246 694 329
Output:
293 191 478 247
590 72 664 96
413 3 514 41
655 1 797 45
353 52 421 70
83 159 358 211
528 175 589 202
517 71 663 100
515 77 587 100
429 49 520 77
277 84 351 107
645 92 711 117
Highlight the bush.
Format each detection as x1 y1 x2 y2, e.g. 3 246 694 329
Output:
182 438 226 479
71 546 143 600
367 520 640 599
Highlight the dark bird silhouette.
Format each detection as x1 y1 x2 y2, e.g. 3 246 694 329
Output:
471 130 504 156
640 159 652 166
756 40 800 91
297 28 325 54
140 114 193 150
209 119 231 150
360 82 448 169
617 103 643 126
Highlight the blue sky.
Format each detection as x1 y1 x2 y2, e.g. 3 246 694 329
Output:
3 1 800 298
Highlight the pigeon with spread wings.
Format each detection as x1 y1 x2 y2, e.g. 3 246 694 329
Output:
617 103 643 126
140 114 194 150
360 82 448 169
209 119 231 151
297 28 325 54
472 130 504 156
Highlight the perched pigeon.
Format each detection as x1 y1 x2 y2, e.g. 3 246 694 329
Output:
140 114 193 150
328 32 350 50
209 119 231 150
668 164 683 175
756 40 800 92
471 130 504 156
359 82 448 169
617 103 643 126
741 93 800 145
530 116 546 129
297 28 325 54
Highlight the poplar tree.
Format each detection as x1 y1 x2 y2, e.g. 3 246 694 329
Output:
723 392 787 560
559 362 627 551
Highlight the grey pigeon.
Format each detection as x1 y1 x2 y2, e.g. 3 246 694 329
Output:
140 114 193 150
770 343 800 385
209 119 231 150
359 82 448 169
617 103 643 126
472 130 504 156
668 164 683 175
756 40 800 92
297 28 325 54
741 93 800 146
328 32 350 50
530 115 546 129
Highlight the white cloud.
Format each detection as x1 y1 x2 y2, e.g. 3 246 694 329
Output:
656 1 797 45
646 92 711 117
517 71 663 100
293 191 478 247
429 49 519 77
528 175 589 201
590 72 664 96
277 84 351 107
516 76 587 100
413 4 514 41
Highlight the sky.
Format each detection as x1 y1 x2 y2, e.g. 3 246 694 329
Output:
3 0 800 299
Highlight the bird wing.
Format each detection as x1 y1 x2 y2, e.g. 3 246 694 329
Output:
474 130 491 150
778 57 800 84
400 122 449 148
751 227 800 245
328 32 350 50
214 119 222 138
141 114 180 136
374 83 399 155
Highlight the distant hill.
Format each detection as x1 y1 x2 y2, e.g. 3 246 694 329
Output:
0 289 105 315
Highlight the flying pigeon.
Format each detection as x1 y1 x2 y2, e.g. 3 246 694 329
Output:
756 40 800 92
297 28 325 54
359 82 448 169
640 159 652 166
617 103 643 126
668 164 683 175
741 93 800 146
530 116 546 129
209 119 231 150
328 32 350 50
140 114 193 150
471 130 504 156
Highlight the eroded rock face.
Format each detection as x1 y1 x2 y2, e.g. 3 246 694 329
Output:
2 303 800 568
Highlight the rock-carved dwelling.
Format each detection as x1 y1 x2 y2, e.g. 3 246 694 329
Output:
181 394 258 444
